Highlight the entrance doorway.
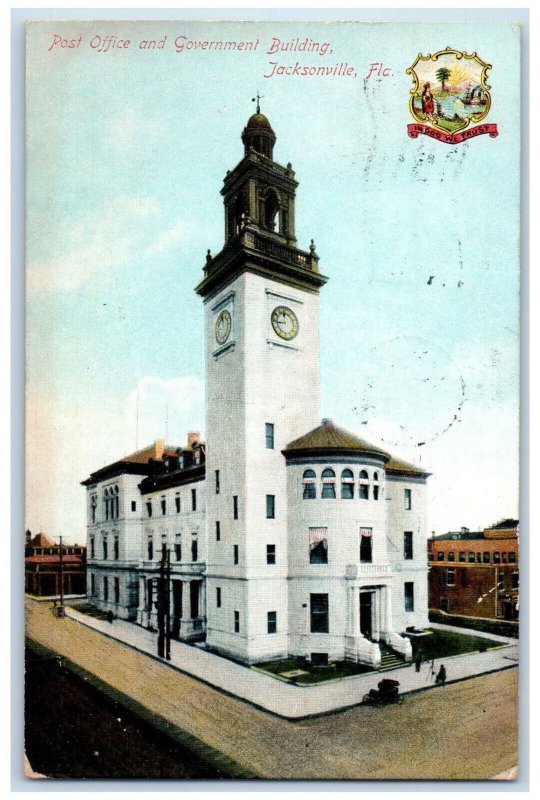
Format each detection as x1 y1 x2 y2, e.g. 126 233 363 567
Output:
360 591 374 639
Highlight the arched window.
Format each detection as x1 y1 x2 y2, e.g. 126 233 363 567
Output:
359 470 369 500
264 189 280 231
303 469 317 499
104 488 110 521
321 468 336 499
113 485 119 518
373 471 380 501
341 468 354 499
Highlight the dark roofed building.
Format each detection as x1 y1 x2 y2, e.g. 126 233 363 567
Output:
25 532 86 597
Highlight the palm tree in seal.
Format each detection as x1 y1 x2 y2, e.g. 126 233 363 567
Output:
435 66 452 93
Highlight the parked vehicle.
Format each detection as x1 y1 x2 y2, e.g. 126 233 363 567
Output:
363 678 404 706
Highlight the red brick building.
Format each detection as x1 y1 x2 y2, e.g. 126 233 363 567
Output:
427 519 519 621
25 531 86 597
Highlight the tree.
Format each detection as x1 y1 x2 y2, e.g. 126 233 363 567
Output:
435 67 451 92
436 67 452 92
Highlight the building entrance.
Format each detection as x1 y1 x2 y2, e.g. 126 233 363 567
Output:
360 591 374 639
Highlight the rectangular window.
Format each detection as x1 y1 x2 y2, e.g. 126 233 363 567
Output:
310 528 328 564
267 611 277 634
404 489 412 510
147 539 153 560
90 537 95 559
131 500 137 512
266 544 276 565
175 494 181 513
509 552 516 563
468 551 476 563
458 551 466 563
161 497 166 516
191 488 197 511
90 573 95 596
373 485 379 501
501 552 507 563
440 598 450 612
404 582 414 612
511 572 519 589
493 551 501 564
233 495 238 519
114 576 120 604
146 578 153 611
114 537 119 560
174 542 181 562
310 593 329 633
446 568 456 586
216 587 221 607
265 423 275 449
103 576 109 602
215 520 221 541
191 534 198 562
266 494 275 519
476 552 482 563
404 531 413 560
359 483 369 500
215 470 220 494
437 551 444 561
233 544 239 565
102 538 108 560
360 528 372 563
483 551 490 563
146 501 152 518
497 570 505 591
234 610 240 633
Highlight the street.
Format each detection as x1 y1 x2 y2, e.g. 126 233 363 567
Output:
25 600 518 780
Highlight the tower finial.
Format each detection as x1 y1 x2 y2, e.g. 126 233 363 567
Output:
251 91 264 114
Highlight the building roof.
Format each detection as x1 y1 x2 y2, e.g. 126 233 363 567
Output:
29 532 55 548
283 418 430 477
25 555 84 565
487 518 519 530
431 531 484 541
284 419 391 459
81 440 182 485
385 455 431 478
245 112 274 131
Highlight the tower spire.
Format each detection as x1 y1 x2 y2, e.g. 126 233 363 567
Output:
252 91 264 114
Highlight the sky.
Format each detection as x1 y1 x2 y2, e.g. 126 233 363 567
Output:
25 19 520 543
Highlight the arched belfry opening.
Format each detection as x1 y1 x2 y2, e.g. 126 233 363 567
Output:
261 188 280 232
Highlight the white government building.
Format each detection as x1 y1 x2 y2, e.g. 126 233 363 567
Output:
82 108 430 669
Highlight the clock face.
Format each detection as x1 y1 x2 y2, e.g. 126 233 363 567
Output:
215 309 232 345
271 306 299 341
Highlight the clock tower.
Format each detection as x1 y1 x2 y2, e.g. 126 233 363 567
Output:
196 106 328 663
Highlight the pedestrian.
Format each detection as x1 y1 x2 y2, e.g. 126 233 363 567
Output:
435 664 447 686
414 652 422 673
106 610 114 624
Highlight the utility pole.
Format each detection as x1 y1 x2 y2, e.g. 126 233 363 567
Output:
53 536 65 618
157 543 171 659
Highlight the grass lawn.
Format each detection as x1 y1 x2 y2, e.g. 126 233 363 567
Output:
407 629 503 662
254 658 374 685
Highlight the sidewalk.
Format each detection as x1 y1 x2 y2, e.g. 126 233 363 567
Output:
64 605 518 719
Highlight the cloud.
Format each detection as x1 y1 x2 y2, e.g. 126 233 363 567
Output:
26 196 193 297
25 375 204 542
107 108 167 156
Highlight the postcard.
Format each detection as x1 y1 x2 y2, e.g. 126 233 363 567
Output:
24 18 520 781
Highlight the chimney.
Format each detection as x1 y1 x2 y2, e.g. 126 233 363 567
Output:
154 439 166 459
187 431 200 448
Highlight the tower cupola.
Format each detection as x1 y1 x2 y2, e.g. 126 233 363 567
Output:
241 112 276 159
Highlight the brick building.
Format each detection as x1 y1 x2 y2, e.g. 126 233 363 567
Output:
427 519 519 621
25 531 86 597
